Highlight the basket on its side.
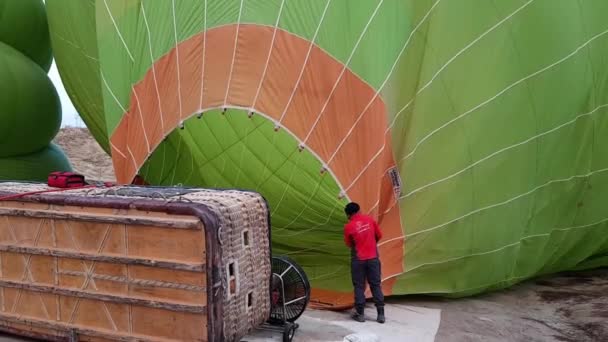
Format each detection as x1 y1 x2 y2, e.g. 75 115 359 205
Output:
0 183 272 341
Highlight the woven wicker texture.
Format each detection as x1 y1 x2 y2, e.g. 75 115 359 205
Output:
0 182 272 341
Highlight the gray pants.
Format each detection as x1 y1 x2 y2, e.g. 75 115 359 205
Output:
351 257 384 313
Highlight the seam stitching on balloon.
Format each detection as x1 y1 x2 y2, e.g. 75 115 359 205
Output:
129 105 351 201
140 2 165 133
378 166 608 251
132 88 151 153
377 29 608 225
388 0 535 135
302 0 385 146
402 103 608 199
223 0 245 107
326 0 443 166
381 216 608 282
251 0 286 109
249 0 287 193
199 0 208 109
126 147 139 175
273 202 340 235
169 134 183 185
408 167 608 238
102 0 135 62
110 142 127 159
171 0 183 120
278 0 333 125
398 26 608 164
340 0 531 191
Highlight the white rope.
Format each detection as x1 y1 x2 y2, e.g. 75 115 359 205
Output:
233 114 258 186
122 105 349 200
214 149 229 188
110 142 127 159
251 0 286 108
101 73 127 113
170 132 183 185
126 146 139 173
326 0 443 165
302 0 385 146
159 141 167 184
140 2 165 133
361 25 608 216
142 158 152 181
102 0 135 61
407 167 608 238
399 27 608 163
355 164 396 215
377 235 402 248
272 172 328 232
278 0 332 125
184 139 196 185
273 199 340 236
381 216 608 282
271 1 383 215
254 127 279 191
403 103 608 198
132 87 151 153
52 33 99 61
171 0 183 119
223 0 245 106
270 150 305 216
389 0 535 133
338 0 530 189
199 0 208 109
344 139 386 193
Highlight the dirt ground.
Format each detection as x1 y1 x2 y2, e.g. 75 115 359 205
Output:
49 127 608 342
53 127 115 182
415 268 608 342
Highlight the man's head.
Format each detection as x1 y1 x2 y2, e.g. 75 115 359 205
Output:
344 202 360 219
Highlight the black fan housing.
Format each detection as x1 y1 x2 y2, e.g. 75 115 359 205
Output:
268 255 310 323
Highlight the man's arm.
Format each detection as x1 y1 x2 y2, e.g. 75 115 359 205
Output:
344 226 353 247
374 220 383 242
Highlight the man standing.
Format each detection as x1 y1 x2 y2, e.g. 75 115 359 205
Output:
343 202 385 323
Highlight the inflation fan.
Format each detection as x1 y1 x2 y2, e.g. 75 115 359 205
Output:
258 255 311 342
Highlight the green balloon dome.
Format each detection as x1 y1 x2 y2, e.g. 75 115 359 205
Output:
0 0 71 181
0 144 72 181
0 0 52 72
0 42 61 157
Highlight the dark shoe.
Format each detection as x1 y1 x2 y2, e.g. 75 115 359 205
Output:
376 307 385 324
351 312 365 322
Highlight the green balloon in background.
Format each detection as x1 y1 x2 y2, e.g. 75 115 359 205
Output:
0 42 61 157
0 0 52 72
0 144 72 181
0 0 71 181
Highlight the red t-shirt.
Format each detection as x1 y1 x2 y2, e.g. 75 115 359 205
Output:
344 213 383 260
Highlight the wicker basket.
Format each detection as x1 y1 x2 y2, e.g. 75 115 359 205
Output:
0 183 272 341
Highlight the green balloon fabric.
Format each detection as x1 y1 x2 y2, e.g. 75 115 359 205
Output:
46 0 608 306
45 0 109 153
0 144 72 181
0 42 61 157
0 0 71 181
0 0 52 72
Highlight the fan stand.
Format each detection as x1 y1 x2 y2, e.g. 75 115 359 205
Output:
254 256 310 342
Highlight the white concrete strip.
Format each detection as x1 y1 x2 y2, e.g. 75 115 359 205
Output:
242 304 441 342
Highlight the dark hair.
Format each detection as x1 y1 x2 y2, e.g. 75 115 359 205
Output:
344 202 360 217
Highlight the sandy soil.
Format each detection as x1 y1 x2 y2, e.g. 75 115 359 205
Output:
416 268 608 342
52 127 115 182
41 128 608 342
